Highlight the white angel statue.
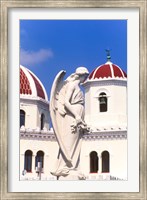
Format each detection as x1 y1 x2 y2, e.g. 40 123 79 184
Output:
50 67 89 180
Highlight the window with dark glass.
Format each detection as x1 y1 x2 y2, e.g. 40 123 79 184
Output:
24 150 32 172
90 151 98 173
99 92 107 112
102 151 110 173
41 114 45 130
35 151 44 169
20 110 25 128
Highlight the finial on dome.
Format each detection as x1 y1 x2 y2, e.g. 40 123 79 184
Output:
105 49 111 61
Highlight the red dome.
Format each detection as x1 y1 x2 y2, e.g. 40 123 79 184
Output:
89 61 127 80
20 65 48 101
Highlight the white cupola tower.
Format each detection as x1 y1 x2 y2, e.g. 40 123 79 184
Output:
83 52 127 131
20 65 50 131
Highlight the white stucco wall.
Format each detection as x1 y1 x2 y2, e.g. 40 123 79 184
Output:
84 80 127 128
20 98 50 130
20 138 58 180
20 135 127 180
20 101 38 129
80 138 127 180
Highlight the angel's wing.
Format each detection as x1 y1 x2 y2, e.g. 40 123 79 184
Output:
50 70 72 167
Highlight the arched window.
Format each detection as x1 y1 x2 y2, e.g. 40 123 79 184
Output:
20 110 25 128
102 151 110 173
90 151 98 173
35 151 44 169
99 92 107 112
40 114 45 130
24 150 32 172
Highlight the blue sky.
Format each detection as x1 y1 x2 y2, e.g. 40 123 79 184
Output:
20 20 127 98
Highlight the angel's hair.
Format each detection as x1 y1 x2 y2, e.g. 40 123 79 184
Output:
65 67 89 83
65 73 79 82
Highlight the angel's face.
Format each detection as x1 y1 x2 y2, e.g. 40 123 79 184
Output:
79 74 89 83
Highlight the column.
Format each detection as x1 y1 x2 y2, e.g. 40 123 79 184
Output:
98 155 102 173
32 154 36 174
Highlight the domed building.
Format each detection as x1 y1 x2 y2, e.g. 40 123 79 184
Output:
20 65 49 130
84 60 127 129
20 56 127 180
80 58 127 180
20 65 58 180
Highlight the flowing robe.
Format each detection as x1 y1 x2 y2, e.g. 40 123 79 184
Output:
51 82 85 178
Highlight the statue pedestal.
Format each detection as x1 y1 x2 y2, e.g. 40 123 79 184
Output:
58 170 86 180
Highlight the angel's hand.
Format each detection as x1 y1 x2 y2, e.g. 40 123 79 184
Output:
71 124 76 133
75 115 86 126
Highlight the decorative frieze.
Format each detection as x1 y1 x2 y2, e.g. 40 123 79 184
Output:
20 130 127 141
83 130 127 141
20 131 56 141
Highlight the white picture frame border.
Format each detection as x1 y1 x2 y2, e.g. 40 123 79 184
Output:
0 0 146 199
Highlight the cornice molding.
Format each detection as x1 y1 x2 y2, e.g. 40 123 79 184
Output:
83 79 127 89
20 132 56 141
20 130 127 141
83 131 127 141
20 96 49 106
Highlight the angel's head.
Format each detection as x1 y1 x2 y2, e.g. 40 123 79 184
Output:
75 67 89 83
66 67 89 83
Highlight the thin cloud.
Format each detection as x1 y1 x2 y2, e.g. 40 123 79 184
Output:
20 29 28 37
20 48 53 66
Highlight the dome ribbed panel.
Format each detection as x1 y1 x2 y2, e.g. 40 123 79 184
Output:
20 68 32 95
88 62 127 80
28 71 45 99
94 64 112 78
20 65 48 101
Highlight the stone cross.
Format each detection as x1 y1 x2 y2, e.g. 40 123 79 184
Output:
36 162 42 180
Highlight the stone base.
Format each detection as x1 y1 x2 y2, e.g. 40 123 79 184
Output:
58 170 86 180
